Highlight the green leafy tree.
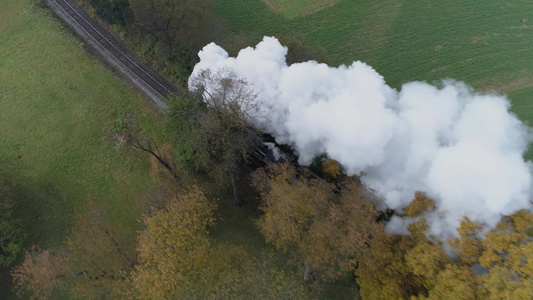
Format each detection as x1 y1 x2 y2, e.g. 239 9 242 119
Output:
85 0 132 26
128 0 220 66
170 68 262 205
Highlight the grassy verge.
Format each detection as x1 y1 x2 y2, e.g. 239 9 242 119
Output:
0 0 166 297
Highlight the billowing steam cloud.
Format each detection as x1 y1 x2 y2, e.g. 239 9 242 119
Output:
189 36 533 237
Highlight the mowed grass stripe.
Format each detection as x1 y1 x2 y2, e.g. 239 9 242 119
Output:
262 0 340 19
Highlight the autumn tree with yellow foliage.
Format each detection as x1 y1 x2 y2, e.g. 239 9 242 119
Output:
11 161 533 300
12 203 136 299
253 163 382 282
124 185 215 299
116 184 309 299
477 210 533 299
356 189 533 300
321 159 341 181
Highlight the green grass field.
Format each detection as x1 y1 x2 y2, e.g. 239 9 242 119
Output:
0 0 167 296
214 0 533 128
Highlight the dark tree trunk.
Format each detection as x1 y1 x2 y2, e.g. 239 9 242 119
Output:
131 135 180 181
231 173 243 206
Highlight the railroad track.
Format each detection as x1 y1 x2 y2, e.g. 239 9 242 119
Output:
45 0 180 110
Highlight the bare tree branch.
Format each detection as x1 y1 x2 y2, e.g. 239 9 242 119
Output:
131 135 180 181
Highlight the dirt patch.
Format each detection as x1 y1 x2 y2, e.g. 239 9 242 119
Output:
429 65 448 73
300 0 340 17
471 36 489 44
509 18 530 29
509 25 531 29
262 0 341 18
480 74 533 93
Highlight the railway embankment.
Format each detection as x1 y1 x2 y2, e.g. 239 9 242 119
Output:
44 0 180 111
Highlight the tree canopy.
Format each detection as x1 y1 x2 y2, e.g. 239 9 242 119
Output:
128 0 220 68
118 185 308 299
169 69 262 204
253 163 382 281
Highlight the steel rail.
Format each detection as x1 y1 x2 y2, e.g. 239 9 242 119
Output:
49 0 177 107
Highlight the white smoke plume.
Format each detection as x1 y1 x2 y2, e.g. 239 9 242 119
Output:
189 36 533 237
264 142 286 161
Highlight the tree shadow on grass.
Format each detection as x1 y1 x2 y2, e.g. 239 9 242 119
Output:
0 170 75 299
